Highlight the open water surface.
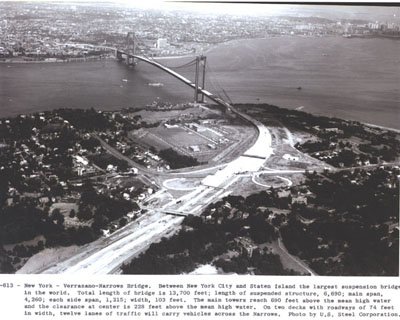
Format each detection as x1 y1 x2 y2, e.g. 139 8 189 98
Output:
0 36 399 128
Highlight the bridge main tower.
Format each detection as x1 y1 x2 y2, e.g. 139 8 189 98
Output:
126 32 137 66
194 55 207 103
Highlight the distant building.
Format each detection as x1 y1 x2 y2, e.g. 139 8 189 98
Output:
292 195 308 205
325 127 344 134
283 153 299 161
127 167 138 175
107 164 117 173
74 155 89 166
277 190 290 198
189 145 200 152
156 38 168 49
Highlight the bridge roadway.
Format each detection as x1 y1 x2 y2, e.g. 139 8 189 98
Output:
36 53 276 275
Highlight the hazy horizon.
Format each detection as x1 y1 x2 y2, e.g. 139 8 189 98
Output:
4 1 399 23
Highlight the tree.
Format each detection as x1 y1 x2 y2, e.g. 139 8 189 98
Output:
51 209 64 225
119 217 128 227
92 214 109 231
69 209 76 218
77 207 93 221
0 177 8 208
37 240 45 251
159 148 200 169
0 260 15 274
149 146 157 154
74 226 96 245
80 184 98 205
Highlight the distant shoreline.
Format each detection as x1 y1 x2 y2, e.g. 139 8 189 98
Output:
0 54 196 64
0 56 112 64
344 34 400 40
0 35 335 65
2 34 395 65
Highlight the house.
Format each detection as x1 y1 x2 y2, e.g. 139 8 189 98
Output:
292 195 308 205
277 189 290 198
236 237 258 257
283 153 299 161
325 127 344 134
127 167 138 175
189 145 200 152
107 164 117 173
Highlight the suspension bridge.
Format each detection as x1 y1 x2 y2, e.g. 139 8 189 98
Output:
96 33 271 161
114 46 271 156
94 32 234 109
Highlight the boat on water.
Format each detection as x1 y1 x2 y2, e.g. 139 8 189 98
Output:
148 82 164 87
122 79 128 82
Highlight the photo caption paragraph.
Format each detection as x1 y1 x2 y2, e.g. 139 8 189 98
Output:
1 275 400 319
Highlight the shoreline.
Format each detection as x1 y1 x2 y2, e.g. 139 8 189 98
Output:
344 34 400 40
0 103 398 135
363 122 400 134
1 34 392 65
0 56 113 64
0 35 336 65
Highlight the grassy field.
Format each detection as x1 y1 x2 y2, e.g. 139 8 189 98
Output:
254 174 291 188
153 126 208 146
135 121 245 163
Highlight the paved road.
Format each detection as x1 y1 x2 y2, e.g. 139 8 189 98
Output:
39 208 183 274
277 237 317 276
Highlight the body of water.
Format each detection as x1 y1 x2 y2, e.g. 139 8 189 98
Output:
1 36 399 128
